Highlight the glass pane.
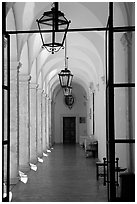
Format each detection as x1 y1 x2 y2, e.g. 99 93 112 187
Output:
114 32 135 83
115 143 135 199
55 31 64 45
113 2 135 27
4 90 8 141
3 145 9 200
62 75 68 86
4 36 7 86
114 87 135 140
68 2 108 29
3 145 8 185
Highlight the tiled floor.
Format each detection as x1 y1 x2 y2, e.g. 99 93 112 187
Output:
11 144 108 202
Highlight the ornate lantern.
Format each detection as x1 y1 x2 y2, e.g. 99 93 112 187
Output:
58 54 73 96
36 2 71 54
58 38 73 96
58 67 73 91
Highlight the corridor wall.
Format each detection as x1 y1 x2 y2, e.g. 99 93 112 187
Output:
94 79 106 161
54 83 87 143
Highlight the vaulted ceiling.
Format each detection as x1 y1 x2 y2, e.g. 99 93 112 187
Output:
5 2 133 96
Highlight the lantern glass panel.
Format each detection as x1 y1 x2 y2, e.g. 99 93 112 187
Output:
62 75 69 86
68 75 73 87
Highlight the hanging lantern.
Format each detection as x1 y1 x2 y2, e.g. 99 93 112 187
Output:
36 2 71 54
58 38 73 96
58 68 73 88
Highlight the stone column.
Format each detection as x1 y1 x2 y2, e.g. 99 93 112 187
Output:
36 87 43 158
19 74 30 172
9 62 21 184
30 83 37 164
51 100 55 145
48 98 52 147
45 95 50 149
42 92 47 153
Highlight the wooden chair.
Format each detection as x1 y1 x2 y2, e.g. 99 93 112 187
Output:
85 141 98 158
96 157 127 186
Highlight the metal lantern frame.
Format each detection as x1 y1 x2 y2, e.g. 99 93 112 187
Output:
58 67 73 96
58 68 73 87
36 2 71 54
63 86 72 96
58 38 73 96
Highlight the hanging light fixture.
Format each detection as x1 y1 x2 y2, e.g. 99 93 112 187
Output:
58 40 73 96
36 2 71 54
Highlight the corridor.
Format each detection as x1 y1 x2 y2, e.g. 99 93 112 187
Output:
3 2 135 202
12 145 107 202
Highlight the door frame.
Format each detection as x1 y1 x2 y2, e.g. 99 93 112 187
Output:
60 114 79 144
63 117 76 144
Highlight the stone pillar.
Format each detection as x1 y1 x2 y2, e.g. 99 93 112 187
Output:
45 95 50 149
42 92 47 153
9 62 21 184
48 98 52 147
51 100 55 145
36 87 43 158
19 74 30 172
30 83 37 164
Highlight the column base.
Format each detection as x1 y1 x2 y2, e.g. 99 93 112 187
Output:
10 177 19 185
37 153 43 158
30 158 38 165
43 147 47 153
19 164 30 173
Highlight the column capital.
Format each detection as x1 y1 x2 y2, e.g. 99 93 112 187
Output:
10 62 21 82
30 83 37 89
37 87 43 92
4 61 22 71
96 83 99 91
17 62 22 69
19 74 31 82
41 91 47 99
89 82 95 94
10 61 21 70
101 75 105 84
42 90 46 95
4 36 7 48
120 32 132 50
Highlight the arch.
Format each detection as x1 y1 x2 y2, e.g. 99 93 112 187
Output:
6 8 18 62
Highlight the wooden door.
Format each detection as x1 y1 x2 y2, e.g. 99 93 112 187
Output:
63 117 76 144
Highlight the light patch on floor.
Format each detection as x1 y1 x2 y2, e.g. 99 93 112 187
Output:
30 163 37 171
38 157 43 163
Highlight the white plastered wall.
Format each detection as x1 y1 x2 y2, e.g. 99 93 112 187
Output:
54 83 87 144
